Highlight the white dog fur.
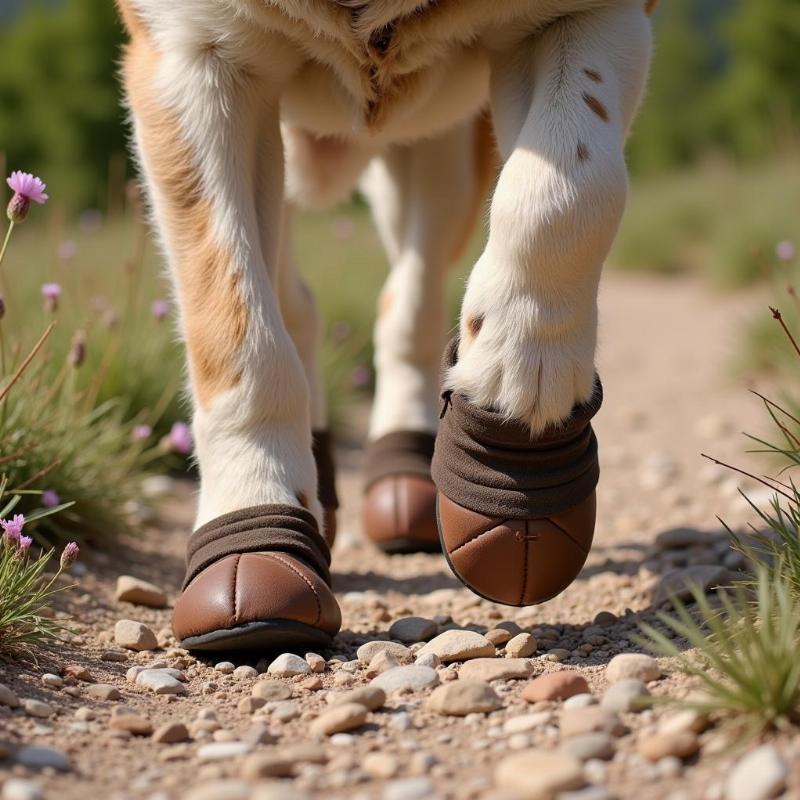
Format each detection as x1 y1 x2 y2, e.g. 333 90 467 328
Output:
117 0 653 531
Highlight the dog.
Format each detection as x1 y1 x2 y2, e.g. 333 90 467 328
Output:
117 0 654 650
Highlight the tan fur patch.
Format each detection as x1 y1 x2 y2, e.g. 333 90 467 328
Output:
123 36 247 410
576 141 589 162
378 291 394 318
582 92 609 123
467 315 484 338
451 109 498 263
644 0 660 16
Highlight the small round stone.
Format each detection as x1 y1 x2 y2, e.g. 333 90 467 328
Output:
522 671 589 702
560 733 615 762
332 685 386 711
606 653 661 683
152 721 190 743
415 630 495 663
41 674 63 689
110 713 153 736
638 731 699 762
601 679 649 713
388 616 438 643
23 699 53 719
114 619 158 651
252 679 292 701
267 653 311 677
370 665 439 694
495 750 585 797
505 632 537 658
310 702 368 736
214 661 235 674
86 683 122 701
2 779 44 800
356 640 412 665
427 681 501 716
115 575 168 608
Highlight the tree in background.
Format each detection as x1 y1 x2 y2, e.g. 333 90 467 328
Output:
717 0 800 158
0 0 126 210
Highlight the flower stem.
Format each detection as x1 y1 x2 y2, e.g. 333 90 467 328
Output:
0 221 14 269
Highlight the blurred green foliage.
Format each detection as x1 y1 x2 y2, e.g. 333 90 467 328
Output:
0 0 799 209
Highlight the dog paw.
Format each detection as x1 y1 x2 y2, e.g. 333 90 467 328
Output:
448 293 597 434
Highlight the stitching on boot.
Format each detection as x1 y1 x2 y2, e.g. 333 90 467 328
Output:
263 552 323 625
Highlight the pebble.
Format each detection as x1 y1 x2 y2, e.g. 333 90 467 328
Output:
495 750 585 798
371 665 439 694
0 684 20 707
458 658 533 682
87 683 122 701
310 702 368 736
414 652 440 669
214 661 235 674
561 733 615 762
724 745 787 800
110 712 153 735
1 779 44 800
252 679 292 701
389 616 438 643
363 752 400 778
41 673 63 689
505 632 537 658
638 731 699 762
658 708 709 736
15 746 71 771
152 721 190 743
267 653 312 677
601 679 649 712
64 664 92 682
114 619 158 651
369 650 401 674
503 712 553 734
485 628 514 646
654 528 710 551
383 778 436 800
238 696 266 713
23 699 53 719
427 681 502 716
593 611 617 626
563 693 596 710
356 640 412 664
653 565 729 605
605 653 661 683
74 707 95 721
416 629 495 663
332 685 386 711
115 575 168 608
522 671 589 702
305 653 326 673
197 741 252 762
300 676 322 691
560 708 626 738
136 669 187 695
240 753 294 779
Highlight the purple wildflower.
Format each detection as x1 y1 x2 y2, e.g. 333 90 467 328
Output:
41 282 63 312
776 240 796 262
6 171 48 223
132 424 153 441
1 514 25 543
151 299 170 322
169 422 194 455
60 541 80 569
41 490 61 508
351 364 372 388
18 535 32 556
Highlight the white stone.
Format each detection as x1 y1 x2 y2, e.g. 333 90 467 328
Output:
136 669 187 695
725 745 787 800
267 653 311 677
23 699 53 719
356 640 412 664
2 779 44 800
601 679 649 712
415 630 495 663
0 684 20 708
371 665 439 694
40 674 63 689
495 750 584 798
197 741 252 762
503 712 553 734
605 653 661 683
383 778 437 800
310 703 368 736
232 665 258 680
458 658 533 682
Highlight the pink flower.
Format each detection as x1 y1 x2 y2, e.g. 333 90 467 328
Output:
169 422 194 455
60 541 80 569
1 514 25 546
776 240 796 262
132 424 152 441
18 535 32 556
41 282 63 312
6 171 48 223
151 299 170 322
41 490 61 508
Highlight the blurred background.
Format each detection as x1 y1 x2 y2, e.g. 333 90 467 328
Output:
0 0 798 539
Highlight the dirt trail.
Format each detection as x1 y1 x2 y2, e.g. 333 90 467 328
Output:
3 273 796 800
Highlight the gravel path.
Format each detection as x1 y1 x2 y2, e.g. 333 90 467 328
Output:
2 274 799 800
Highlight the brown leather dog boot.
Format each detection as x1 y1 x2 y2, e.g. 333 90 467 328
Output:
313 430 339 547
362 431 441 553
172 506 341 651
432 338 602 606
